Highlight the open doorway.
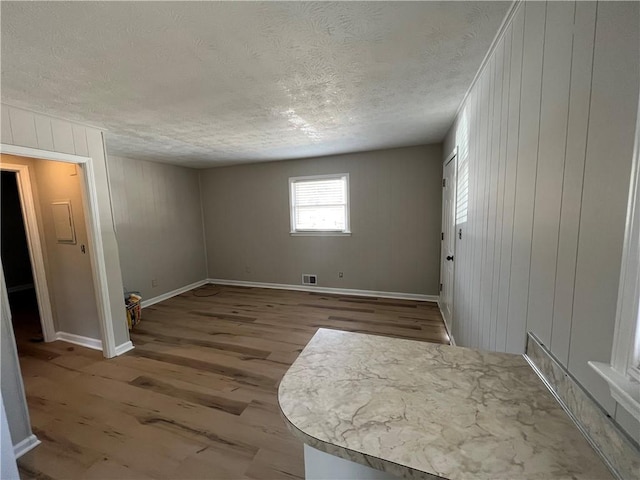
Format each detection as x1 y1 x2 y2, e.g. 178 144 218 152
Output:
1 171 44 349
0 154 104 351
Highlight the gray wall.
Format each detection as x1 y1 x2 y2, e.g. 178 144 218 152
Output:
0 104 130 447
200 145 442 295
34 159 101 338
444 1 639 440
108 155 207 300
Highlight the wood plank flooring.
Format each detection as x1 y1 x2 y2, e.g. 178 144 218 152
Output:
16 285 448 479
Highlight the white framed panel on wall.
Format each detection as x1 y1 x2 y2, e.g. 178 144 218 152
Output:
51 200 76 244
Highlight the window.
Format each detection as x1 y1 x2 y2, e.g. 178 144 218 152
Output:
289 174 350 235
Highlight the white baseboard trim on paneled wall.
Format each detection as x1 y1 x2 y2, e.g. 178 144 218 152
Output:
114 341 135 356
13 434 41 458
141 279 209 308
437 301 456 346
55 331 102 351
207 278 439 303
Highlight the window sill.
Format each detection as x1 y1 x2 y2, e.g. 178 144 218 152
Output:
290 231 352 237
588 361 640 422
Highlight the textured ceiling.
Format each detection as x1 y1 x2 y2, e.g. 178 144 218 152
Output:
1 2 509 167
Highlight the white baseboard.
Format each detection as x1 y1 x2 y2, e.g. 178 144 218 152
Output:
55 331 102 351
7 283 34 294
437 301 456 346
141 279 209 308
207 278 439 303
114 340 134 356
13 434 40 458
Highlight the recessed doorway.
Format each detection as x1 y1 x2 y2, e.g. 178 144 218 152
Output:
1 171 44 349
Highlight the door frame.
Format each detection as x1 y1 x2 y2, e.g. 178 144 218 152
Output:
0 162 56 342
0 144 117 358
439 147 458 343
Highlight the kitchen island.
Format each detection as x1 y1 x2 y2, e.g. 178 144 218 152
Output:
278 328 612 480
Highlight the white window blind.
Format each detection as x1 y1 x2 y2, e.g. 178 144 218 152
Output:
289 174 350 233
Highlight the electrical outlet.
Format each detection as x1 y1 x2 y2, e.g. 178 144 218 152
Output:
338 272 344 278
151 279 158 288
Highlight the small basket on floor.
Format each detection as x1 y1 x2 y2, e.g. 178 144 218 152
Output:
125 292 142 330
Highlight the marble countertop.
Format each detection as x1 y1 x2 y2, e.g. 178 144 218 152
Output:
278 328 613 480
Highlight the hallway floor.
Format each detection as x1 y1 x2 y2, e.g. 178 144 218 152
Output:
16 284 448 479
10 288 44 348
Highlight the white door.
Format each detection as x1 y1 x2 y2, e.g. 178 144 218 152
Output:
440 153 456 330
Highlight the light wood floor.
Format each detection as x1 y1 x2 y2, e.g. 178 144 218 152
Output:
16 284 448 480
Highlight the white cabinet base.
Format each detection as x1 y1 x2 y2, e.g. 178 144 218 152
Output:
304 445 400 480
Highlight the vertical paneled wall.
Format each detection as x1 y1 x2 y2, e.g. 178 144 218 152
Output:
444 0 639 434
108 155 207 300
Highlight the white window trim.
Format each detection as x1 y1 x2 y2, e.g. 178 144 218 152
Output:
589 95 640 422
289 173 351 236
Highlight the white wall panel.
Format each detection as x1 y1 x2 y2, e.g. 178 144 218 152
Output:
34 115 54 152
444 0 639 435
1 108 13 144
506 1 546 354
527 1 575 347
8 107 38 149
550 1 597 366
50 118 75 155
496 8 525 353
489 31 511 351
72 125 89 157
471 71 489 348
568 0 639 414
482 51 500 351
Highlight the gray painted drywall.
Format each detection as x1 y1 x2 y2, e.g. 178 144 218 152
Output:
444 1 639 441
108 155 207 300
34 160 101 338
200 145 442 295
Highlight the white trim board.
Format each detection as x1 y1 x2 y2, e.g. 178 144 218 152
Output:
207 279 439 303
438 300 456 346
54 331 102 351
140 279 209 308
114 340 134 356
13 434 40 458
1 144 91 164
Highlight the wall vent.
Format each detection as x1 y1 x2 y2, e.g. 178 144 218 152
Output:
302 274 317 286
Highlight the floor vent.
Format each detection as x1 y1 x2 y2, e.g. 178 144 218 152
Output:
302 274 318 286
